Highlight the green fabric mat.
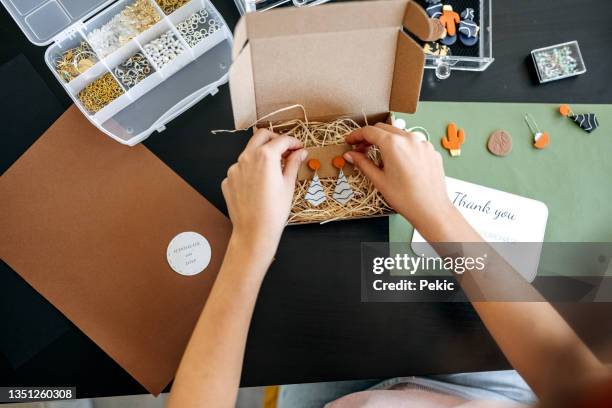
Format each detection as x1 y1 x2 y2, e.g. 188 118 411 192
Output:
389 102 612 243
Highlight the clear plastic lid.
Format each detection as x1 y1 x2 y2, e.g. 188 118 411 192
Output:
1 0 115 45
234 0 331 15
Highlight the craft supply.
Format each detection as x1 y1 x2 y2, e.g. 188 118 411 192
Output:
524 113 549 149
114 52 154 89
176 8 222 48
531 41 586 83
487 130 512 157
390 114 429 142
2 0 231 146
392 116 407 130
0 106 232 395
418 0 493 79
305 158 326 207
439 32 457 46
458 8 479 46
78 73 125 113
332 156 354 205
87 0 161 58
295 145 355 181
143 30 186 68
439 5 459 45
441 122 465 156
425 0 442 18
53 41 98 82
424 42 450 56
439 5 460 36
156 0 191 15
234 0 332 14
259 117 390 224
559 104 599 133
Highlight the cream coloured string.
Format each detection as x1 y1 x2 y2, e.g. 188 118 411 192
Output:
211 104 308 134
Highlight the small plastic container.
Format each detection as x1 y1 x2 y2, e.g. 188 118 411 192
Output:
1 0 233 145
531 41 586 84
420 0 494 79
234 0 331 15
234 0 494 79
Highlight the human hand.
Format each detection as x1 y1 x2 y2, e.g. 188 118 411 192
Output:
344 123 456 235
222 129 307 261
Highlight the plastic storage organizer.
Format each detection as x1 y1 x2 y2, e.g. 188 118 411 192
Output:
235 0 493 79
418 0 493 79
1 0 233 145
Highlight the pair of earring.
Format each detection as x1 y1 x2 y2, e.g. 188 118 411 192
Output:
305 156 354 207
425 1 479 47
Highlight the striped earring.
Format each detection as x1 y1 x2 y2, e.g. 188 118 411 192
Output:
305 159 326 207
332 156 353 205
559 104 599 133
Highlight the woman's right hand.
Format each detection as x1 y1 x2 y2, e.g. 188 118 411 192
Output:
344 123 457 235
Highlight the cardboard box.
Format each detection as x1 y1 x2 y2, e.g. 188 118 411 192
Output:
229 0 439 223
230 0 438 127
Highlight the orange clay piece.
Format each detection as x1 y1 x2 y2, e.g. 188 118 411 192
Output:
332 156 345 169
559 104 571 117
533 131 550 149
439 5 460 37
308 158 321 171
441 122 465 157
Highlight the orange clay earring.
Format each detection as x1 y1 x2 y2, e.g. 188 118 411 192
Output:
524 113 549 149
305 158 326 207
332 156 353 205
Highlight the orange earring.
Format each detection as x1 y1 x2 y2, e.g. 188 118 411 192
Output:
524 114 549 149
441 122 465 157
305 158 326 207
332 156 353 205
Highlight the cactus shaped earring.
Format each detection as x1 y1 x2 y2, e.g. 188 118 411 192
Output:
332 156 353 205
305 158 326 207
441 122 465 157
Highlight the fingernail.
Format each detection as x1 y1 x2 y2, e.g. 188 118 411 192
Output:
343 152 353 164
300 150 308 161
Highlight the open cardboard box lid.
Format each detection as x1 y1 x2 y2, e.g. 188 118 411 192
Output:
229 0 439 128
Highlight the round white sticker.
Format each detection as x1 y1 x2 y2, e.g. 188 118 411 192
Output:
166 232 211 276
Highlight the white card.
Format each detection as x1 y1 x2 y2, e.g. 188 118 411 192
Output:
167 231 212 277
412 177 548 282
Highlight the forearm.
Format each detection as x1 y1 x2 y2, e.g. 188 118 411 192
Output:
168 235 272 408
416 207 606 397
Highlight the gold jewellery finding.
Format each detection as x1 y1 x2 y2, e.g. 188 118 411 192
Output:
54 41 97 82
78 73 125 113
156 0 191 15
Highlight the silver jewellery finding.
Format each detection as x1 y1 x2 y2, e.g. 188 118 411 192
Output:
176 8 222 48
143 30 186 69
114 52 154 89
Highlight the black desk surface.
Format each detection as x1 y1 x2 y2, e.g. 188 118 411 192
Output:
1 0 612 399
